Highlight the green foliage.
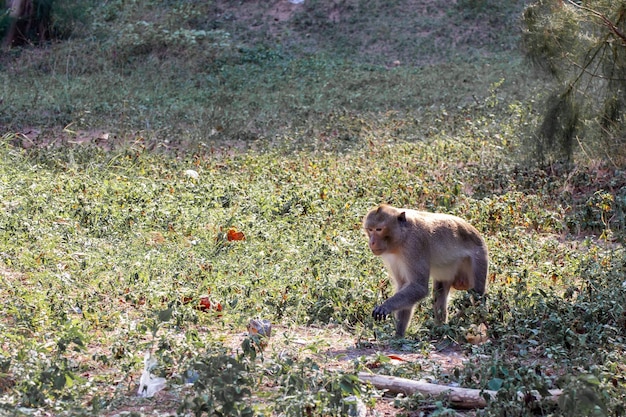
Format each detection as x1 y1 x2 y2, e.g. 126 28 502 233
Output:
178 339 370 417
0 0 91 44
271 355 366 417
49 0 92 39
1 115 626 414
180 348 255 417
536 89 581 163
522 0 581 77
0 0 540 144
105 10 234 65
558 374 610 417
289 0 526 65
522 0 626 162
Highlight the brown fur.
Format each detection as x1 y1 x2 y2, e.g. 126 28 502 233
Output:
363 204 488 337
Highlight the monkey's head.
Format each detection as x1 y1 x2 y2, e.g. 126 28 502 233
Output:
363 204 407 256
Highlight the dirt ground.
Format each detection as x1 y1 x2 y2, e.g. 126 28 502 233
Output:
93 323 474 417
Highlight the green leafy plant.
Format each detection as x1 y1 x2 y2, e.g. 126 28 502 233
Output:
558 374 610 417
272 355 367 417
180 350 255 417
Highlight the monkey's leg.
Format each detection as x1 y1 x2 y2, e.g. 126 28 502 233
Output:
394 307 415 337
433 280 451 324
472 247 489 294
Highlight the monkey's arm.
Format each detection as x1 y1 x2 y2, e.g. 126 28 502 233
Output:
372 279 429 320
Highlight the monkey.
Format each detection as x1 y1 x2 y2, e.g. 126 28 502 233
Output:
363 204 488 337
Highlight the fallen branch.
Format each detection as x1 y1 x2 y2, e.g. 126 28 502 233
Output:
358 372 562 409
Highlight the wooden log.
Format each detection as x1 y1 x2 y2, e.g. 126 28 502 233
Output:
358 372 562 409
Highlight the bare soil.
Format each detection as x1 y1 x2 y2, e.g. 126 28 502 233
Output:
95 323 472 416
0 264 472 416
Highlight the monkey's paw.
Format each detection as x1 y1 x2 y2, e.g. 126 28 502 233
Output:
372 305 391 321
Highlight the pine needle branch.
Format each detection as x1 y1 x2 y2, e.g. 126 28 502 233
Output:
566 0 626 46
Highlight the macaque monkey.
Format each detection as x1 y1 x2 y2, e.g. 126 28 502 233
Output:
363 204 488 337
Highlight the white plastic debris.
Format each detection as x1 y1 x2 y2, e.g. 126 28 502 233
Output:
344 395 367 417
289 0 304 4
137 352 167 398
184 169 199 180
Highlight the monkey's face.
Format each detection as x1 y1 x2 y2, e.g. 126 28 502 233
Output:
365 226 389 256
363 204 407 256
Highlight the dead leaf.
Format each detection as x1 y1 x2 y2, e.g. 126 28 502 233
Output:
465 323 488 345
227 228 245 241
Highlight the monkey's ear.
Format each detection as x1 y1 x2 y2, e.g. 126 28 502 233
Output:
398 212 407 224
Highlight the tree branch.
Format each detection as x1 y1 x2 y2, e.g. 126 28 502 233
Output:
566 0 626 46
359 372 562 409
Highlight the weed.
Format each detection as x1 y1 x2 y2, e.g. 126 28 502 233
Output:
180 349 255 417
